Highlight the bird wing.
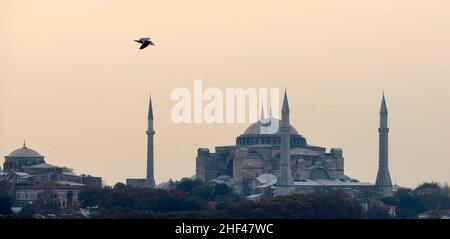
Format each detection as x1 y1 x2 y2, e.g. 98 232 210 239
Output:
135 39 142 43
140 41 150 49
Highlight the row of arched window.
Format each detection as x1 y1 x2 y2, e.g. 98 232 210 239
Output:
236 135 306 146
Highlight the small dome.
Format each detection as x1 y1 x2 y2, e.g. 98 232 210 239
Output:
243 117 299 135
7 146 42 158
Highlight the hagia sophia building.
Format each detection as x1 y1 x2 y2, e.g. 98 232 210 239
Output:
195 90 393 198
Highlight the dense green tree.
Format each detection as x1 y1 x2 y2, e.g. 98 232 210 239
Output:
413 182 450 210
21 200 61 215
366 206 390 219
384 188 424 218
175 178 204 194
213 184 231 196
0 197 12 215
0 182 9 196
223 193 363 219
381 183 450 218
77 179 450 219
0 182 12 215
80 186 206 212
78 187 105 207
191 184 213 200
113 182 126 190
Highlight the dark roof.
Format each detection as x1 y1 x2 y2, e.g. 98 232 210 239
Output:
14 181 86 189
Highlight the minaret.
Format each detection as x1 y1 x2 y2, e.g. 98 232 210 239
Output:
146 96 156 187
276 89 295 195
375 93 393 196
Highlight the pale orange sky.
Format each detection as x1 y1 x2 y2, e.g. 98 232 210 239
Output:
1 0 449 187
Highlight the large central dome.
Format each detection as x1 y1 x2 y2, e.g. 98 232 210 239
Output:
243 117 299 135
236 117 307 147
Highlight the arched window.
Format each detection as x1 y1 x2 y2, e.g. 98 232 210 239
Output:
311 168 330 180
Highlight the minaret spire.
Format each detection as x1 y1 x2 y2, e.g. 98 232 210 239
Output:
276 89 294 195
260 104 265 121
375 93 393 197
146 94 156 187
148 94 154 119
281 88 290 114
380 92 388 115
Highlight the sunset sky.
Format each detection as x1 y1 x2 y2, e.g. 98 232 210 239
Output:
1 0 449 187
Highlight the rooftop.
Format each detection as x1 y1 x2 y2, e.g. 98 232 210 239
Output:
293 179 373 187
23 163 60 169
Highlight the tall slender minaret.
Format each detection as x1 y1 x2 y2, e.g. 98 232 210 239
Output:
146 96 156 187
375 93 393 196
276 89 295 195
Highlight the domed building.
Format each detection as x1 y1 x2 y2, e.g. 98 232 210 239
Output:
3 142 46 171
196 91 374 196
1 142 103 208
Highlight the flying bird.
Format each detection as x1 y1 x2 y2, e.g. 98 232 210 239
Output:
135 37 154 49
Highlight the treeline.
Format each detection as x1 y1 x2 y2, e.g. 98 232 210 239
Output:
0 182 12 215
381 182 450 218
80 179 241 214
82 180 450 219
2 178 450 219
81 178 364 219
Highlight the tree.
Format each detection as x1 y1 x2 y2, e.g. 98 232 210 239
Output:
213 184 231 196
113 182 126 191
191 185 213 200
78 187 106 207
175 178 204 194
0 197 12 215
366 206 390 219
413 182 450 210
21 200 61 216
0 182 12 215
223 193 363 219
387 188 424 218
79 186 207 213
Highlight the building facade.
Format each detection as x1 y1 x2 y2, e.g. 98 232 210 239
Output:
1 143 102 208
196 92 392 197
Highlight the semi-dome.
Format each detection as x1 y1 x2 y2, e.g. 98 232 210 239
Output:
7 146 42 158
236 117 307 147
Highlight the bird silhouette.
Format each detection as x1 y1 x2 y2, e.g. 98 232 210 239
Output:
135 37 154 49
